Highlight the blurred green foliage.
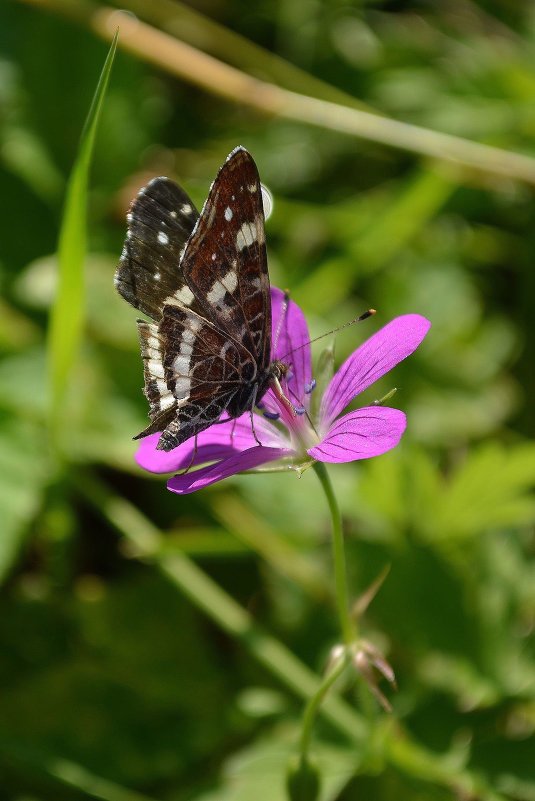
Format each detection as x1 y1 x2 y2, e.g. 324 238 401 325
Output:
1 1 534 800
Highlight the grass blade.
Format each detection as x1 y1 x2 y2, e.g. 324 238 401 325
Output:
47 30 118 441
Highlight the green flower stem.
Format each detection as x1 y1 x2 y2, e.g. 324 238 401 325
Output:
299 647 350 759
313 461 357 645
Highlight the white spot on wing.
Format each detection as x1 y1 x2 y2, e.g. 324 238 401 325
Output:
159 394 175 411
158 231 169 245
170 210 177 218
148 359 165 379
171 285 195 306
170 316 203 387
221 270 238 293
207 270 237 305
207 281 226 305
183 319 201 343
174 376 190 399
181 203 192 215
224 206 233 221
143 343 159 359
172 354 190 376
156 379 171 397
236 221 257 251
248 183 257 193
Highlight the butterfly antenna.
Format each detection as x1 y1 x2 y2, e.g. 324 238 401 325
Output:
279 308 376 362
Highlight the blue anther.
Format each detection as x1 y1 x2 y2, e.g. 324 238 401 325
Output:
263 410 280 421
304 379 316 394
295 406 306 416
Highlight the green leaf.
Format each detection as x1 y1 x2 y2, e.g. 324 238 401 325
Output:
433 442 535 541
46 31 118 440
356 442 535 547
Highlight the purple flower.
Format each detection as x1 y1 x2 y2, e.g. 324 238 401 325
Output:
136 288 430 494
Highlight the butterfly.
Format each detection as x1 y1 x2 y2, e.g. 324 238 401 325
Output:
115 147 292 452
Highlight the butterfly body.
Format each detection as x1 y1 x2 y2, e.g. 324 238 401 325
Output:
116 147 286 452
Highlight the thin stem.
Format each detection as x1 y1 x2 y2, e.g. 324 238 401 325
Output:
19 0 535 186
313 461 356 646
299 647 350 759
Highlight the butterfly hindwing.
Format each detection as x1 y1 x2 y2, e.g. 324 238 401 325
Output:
115 177 200 321
148 304 258 450
137 319 176 422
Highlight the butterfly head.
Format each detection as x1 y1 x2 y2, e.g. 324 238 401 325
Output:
267 359 300 418
269 359 291 381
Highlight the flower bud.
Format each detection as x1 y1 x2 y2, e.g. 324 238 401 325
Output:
354 639 396 712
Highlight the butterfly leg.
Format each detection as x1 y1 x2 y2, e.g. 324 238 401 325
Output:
180 434 199 475
247 385 264 447
249 408 264 447
230 417 237 443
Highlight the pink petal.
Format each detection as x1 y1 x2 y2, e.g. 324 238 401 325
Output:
167 446 292 494
267 287 312 408
308 406 406 463
135 413 285 474
320 314 430 429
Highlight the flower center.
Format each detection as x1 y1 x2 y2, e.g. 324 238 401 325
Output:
287 411 319 456
268 378 320 457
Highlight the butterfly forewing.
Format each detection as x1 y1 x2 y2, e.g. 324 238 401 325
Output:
115 177 200 321
180 148 271 372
